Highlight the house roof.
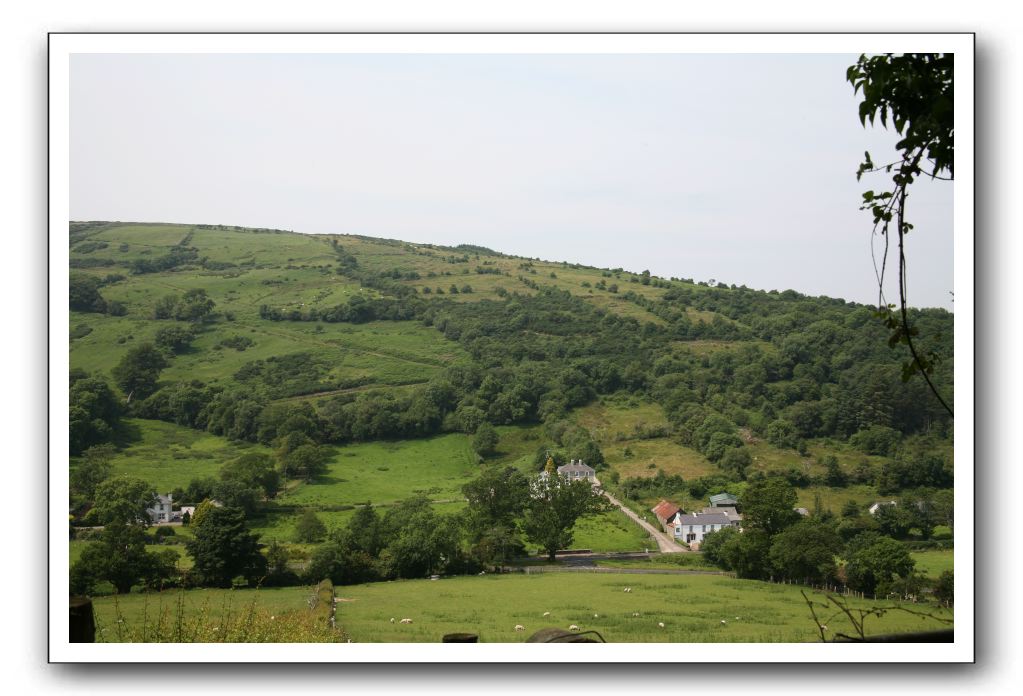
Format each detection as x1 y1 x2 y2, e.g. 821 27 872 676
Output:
709 493 738 506
673 512 734 526
701 506 742 520
651 500 681 522
153 494 173 506
557 460 595 475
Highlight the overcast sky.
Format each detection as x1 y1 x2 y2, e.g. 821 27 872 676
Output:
70 53 954 309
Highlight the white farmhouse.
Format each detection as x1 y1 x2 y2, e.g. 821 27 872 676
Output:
147 494 175 524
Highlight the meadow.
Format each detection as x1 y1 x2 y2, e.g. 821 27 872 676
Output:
89 572 952 644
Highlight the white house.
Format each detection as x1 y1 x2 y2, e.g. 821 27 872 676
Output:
668 510 740 548
147 494 175 524
539 459 598 486
869 500 897 515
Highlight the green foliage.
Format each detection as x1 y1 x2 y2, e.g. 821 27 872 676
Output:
844 533 916 596
934 570 954 606
522 475 608 561
186 506 267 588
740 477 799 535
279 443 331 482
112 342 168 400
90 475 157 527
220 452 280 499
850 425 901 456
472 422 499 458
768 519 842 585
70 443 116 500
294 509 327 543
154 324 197 353
69 273 108 313
69 372 122 456
71 522 176 594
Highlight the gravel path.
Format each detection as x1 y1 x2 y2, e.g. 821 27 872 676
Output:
602 490 689 554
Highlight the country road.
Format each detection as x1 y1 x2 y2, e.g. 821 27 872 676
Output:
602 489 688 554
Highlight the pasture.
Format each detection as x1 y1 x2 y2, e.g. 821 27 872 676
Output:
332 572 953 643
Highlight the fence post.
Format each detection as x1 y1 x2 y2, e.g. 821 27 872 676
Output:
70 597 95 643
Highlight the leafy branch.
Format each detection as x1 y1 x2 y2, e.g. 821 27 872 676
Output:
848 53 954 418
801 590 954 642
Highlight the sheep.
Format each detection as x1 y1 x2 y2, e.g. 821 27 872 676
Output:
569 624 580 631
657 622 665 628
632 612 640 617
542 611 551 617
514 625 525 632
389 618 395 623
399 618 413 624
623 587 632 593
720 619 727 624
593 614 599 618
819 624 828 632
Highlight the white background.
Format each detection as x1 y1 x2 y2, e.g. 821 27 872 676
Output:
4 1 1019 693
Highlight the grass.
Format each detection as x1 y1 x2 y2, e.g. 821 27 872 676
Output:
90 585 346 643
568 509 652 553
96 419 273 493
911 550 954 579
282 434 478 508
331 572 953 643
594 553 720 571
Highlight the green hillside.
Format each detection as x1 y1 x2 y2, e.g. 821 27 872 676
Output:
68 221 955 629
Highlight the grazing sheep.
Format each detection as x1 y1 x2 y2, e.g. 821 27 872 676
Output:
514 625 525 632
735 617 740 620
569 624 580 631
542 611 551 617
389 618 395 623
400 618 413 624
657 622 665 628
820 625 828 631
632 612 640 617
593 614 599 618
720 619 727 624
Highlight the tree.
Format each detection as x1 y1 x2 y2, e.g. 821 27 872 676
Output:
822 455 847 487
934 570 954 606
305 530 380 586
280 443 330 482
69 273 107 313
70 522 174 594
185 506 266 587
472 422 499 458
173 288 216 322
70 443 115 500
90 475 156 527
740 477 799 536
769 519 842 585
844 534 916 596
154 324 196 353
346 504 385 557
522 474 608 561
220 452 281 499
69 374 122 455
719 447 752 480
462 466 530 563
848 53 953 417
111 342 168 400
294 509 327 543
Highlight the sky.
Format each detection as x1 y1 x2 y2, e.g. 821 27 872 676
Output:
70 52 955 309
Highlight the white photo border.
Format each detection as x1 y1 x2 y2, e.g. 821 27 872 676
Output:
49 31 974 663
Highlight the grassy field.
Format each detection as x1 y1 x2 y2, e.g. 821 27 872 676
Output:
332 572 953 643
567 509 652 553
283 434 478 508
911 550 954 579
89 572 953 643
96 419 273 493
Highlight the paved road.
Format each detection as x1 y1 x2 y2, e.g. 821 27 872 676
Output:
602 490 688 554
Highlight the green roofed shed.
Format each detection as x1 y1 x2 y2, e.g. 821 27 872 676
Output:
709 493 738 508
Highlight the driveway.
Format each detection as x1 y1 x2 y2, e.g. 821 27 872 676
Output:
602 490 688 554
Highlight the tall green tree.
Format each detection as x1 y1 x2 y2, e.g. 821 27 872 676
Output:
739 476 799 535
70 522 175 594
89 475 156 527
769 519 842 585
220 452 281 499
111 343 168 400
844 533 916 596
185 506 266 587
522 475 607 561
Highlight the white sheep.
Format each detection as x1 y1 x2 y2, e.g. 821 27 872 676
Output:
593 614 599 618
569 624 580 631
819 624 828 631
400 618 413 624
632 612 640 617
623 587 632 593
720 619 727 624
542 611 551 617
389 617 395 623
657 622 665 628
514 624 525 632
